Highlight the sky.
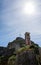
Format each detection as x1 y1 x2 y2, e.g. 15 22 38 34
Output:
0 0 41 47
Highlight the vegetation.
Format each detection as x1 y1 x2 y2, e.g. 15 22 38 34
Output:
30 44 39 55
16 45 31 54
8 55 16 65
0 56 8 65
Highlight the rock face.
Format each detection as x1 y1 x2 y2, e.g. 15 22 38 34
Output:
39 47 41 55
0 47 15 57
16 50 38 65
0 47 7 56
7 37 25 50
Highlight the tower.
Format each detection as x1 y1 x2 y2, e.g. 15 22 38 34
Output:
25 32 31 45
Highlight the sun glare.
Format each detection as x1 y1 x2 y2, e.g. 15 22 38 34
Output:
23 2 35 15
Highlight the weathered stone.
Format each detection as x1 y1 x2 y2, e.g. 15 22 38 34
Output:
25 32 31 45
16 50 39 65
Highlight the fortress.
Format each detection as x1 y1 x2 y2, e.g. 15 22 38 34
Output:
7 32 31 50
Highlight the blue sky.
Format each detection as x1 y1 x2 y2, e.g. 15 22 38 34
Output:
0 0 41 47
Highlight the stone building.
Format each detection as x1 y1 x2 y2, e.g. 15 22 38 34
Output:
25 32 31 45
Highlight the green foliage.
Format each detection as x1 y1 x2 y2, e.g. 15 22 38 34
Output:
30 44 39 55
0 55 10 65
16 45 32 54
8 55 16 65
17 43 39 54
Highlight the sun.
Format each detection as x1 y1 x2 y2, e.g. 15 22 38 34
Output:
23 2 35 15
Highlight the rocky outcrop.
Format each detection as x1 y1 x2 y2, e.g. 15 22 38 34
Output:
7 37 25 50
0 47 7 56
0 47 15 57
16 49 39 65
39 47 41 55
